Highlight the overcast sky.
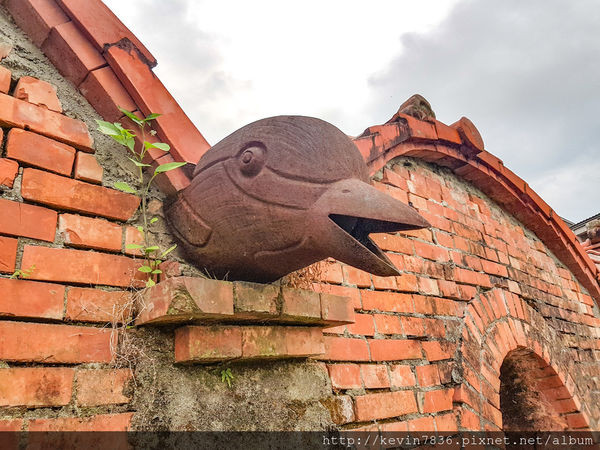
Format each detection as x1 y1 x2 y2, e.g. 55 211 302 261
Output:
104 0 599 223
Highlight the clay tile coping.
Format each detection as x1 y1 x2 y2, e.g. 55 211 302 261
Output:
355 112 600 302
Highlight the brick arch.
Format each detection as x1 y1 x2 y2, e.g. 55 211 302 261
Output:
455 288 591 431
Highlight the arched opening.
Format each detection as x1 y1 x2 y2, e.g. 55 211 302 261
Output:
500 348 568 431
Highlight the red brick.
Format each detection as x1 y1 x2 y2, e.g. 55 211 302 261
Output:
422 388 454 413
21 245 144 287
360 364 390 388
0 157 18 188
0 94 93 151
460 407 481 430
242 326 324 359
370 233 413 254
354 390 418 421
0 278 64 320
389 364 416 387
58 213 121 251
21 169 140 221
321 336 370 361
76 369 131 406
401 316 426 337
0 321 114 363
321 293 355 324
42 21 106 86
396 273 419 292
565 413 589 429
369 339 423 361
66 287 131 323
327 364 362 389
6 0 69 46
14 76 62 112
175 325 242 363
56 0 156 65
0 418 23 431
361 291 413 313
416 364 441 387
342 265 372 287
280 287 321 320
371 273 397 290
150 153 191 195
417 277 440 295
0 236 18 273
346 313 375 336
374 314 402 335
414 240 449 262
80 67 137 122
0 66 11 94
6 128 75 175
28 413 133 431
422 340 455 361
74 151 103 184
0 368 74 406
106 45 210 164
0 198 57 241
123 226 144 256
435 412 458 432
233 281 279 316
312 283 361 309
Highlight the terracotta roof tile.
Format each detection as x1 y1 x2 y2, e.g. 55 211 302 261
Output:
6 0 69 47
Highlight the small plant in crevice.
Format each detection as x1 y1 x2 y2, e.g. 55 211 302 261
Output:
96 108 185 288
10 265 35 279
221 367 234 388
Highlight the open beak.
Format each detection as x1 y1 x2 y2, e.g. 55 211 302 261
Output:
310 178 430 276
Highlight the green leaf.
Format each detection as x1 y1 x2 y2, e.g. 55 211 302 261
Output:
144 113 161 121
150 217 159 224
152 142 170 152
146 279 156 287
119 107 143 126
127 157 151 168
126 244 143 249
151 269 162 274
154 162 187 174
114 181 137 194
137 226 144 233
138 266 153 273
144 246 160 253
96 120 121 136
161 244 177 257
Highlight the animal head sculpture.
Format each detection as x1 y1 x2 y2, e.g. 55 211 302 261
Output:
165 116 430 283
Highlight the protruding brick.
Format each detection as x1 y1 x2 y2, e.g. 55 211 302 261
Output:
242 326 324 359
320 292 354 325
450 117 484 153
280 287 321 322
0 368 74 407
41 21 106 86
0 93 93 151
0 278 64 320
151 153 190 195
58 213 121 251
0 321 114 363
234 281 279 317
66 287 131 323
6 0 70 46
0 158 18 188
73 151 103 184
21 245 144 287
123 226 143 256
0 198 57 242
79 67 137 122
137 277 234 325
6 128 75 176
175 325 242 363
0 66 10 93
0 236 18 273
14 76 62 112
76 369 132 406
21 169 140 221
28 413 133 431
354 390 418 421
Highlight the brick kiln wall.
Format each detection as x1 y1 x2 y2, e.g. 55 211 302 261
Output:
312 156 599 431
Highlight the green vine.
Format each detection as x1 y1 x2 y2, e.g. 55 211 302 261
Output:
96 108 185 287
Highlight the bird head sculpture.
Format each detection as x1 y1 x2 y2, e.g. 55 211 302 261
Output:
165 116 430 283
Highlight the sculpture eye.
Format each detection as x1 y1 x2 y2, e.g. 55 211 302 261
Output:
238 144 266 177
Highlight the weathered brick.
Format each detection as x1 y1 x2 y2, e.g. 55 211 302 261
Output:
0 66 11 93
58 213 121 251
241 326 324 359
360 364 390 388
369 339 423 361
74 151 103 184
321 292 354 325
327 364 362 389
151 153 191 195
66 287 131 323
416 364 441 387
0 157 18 188
354 390 418 421
322 394 355 425
6 128 75 176
0 278 64 320
0 236 18 273
0 198 57 242
79 66 137 122
374 314 403 335
346 313 375 336
280 287 321 321
14 76 62 112
361 291 414 313
76 369 131 406
234 281 279 317
0 321 114 363
21 245 144 287
0 93 93 151
321 336 370 361
28 413 133 431
21 169 140 221
389 364 416 387
421 388 454 413
343 265 372 287
175 326 242 363
6 0 69 46
123 226 144 256
0 368 74 407
137 277 234 325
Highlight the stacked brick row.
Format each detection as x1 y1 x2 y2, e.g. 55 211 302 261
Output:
5 0 212 195
312 142 599 430
0 67 147 432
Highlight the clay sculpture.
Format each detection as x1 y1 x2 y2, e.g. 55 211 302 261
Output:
165 115 430 282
